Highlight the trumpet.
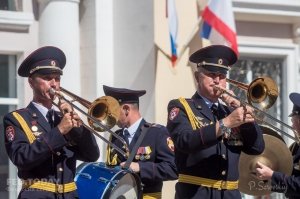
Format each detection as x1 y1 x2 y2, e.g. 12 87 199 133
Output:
49 87 129 157
215 76 300 143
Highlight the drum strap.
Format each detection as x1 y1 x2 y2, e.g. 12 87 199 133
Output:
123 122 151 169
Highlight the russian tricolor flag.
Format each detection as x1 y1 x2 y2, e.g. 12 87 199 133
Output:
166 0 178 66
201 0 238 55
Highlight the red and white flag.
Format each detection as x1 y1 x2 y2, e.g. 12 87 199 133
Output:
201 0 238 55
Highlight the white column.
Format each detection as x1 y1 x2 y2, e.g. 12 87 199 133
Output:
95 0 115 162
112 0 155 121
96 0 115 95
38 0 81 94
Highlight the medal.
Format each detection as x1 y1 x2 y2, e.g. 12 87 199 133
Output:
31 125 38 132
135 155 140 160
33 131 42 137
140 155 145 161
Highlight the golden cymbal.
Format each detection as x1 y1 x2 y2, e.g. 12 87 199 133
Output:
238 126 293 196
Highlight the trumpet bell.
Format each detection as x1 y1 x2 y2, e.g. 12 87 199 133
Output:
247 77 278 110
88 96 120 132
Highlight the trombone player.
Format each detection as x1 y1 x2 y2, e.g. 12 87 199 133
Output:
167 45 265 199
3 46 100 199
256 92 300 199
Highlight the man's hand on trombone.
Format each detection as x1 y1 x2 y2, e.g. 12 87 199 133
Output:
216 86 255 128
214 85 240 108
57 100 83 135
223 105 255 128
219 88 240 109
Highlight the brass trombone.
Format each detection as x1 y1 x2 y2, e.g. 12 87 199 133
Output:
227 76 278 110
215 76 300 143
49 87 128 157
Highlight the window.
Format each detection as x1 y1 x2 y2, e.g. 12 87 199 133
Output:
229 57 283 125
0 0 22 11
0 54 18 199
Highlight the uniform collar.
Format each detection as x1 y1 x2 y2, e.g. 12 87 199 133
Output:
123 117 143 137
31 101 54 120
198 93 219 109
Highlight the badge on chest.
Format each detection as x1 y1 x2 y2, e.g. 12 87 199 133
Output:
135 146 152 161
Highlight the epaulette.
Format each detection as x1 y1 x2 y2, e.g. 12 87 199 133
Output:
7 108 28 115
176 98 192 102
149 123 163 128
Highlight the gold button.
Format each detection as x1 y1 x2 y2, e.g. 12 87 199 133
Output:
222 154 226 160
221 170 226 175
56 152 61 156
58 168 63 172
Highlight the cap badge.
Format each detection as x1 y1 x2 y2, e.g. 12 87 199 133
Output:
51 60 56 66
218 59 223 65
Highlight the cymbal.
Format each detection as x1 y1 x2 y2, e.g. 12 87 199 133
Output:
238 126 293 196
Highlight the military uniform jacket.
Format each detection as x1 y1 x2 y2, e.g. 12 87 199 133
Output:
272 142 300 198
167 93 265 199
107 119 178 194
4 102 100 199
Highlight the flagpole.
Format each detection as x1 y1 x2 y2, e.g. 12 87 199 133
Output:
174 16 203 66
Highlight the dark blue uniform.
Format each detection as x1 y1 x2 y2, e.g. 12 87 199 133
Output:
4 102 100 199
107 119 178 197
271 142 300 198
167 93 264 199
270 92 300 198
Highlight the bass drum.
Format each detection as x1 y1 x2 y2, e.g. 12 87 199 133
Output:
75 162 142 199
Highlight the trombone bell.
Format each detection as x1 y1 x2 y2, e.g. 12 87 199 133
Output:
88 96 120 132
227 76 279 110
58 87 120 132
247 77 278 110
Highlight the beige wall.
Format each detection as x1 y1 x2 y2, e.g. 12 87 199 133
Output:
154 0 201 126
154 0 204 198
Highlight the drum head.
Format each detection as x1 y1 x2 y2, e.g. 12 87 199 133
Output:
109 172 141 199
75 162 142 199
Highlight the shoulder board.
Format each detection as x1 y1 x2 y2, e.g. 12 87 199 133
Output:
16 108 28 112
175 98 192 102
149 123 163 128
7 108 27 116
108 129 122 142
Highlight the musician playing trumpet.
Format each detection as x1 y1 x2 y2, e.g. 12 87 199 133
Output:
3 46 100 199
256 92 300 199
166 45 265 199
